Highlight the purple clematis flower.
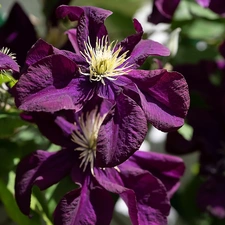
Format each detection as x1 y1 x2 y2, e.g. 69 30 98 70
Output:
14 5 190 132
149 0 225 24
15 101 185 225
20 96 148 168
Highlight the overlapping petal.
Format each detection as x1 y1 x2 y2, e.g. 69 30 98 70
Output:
54 184 114 225
115 69 190 131
126 151 185 197
95 166 170 225
96 93 147 167
56 5 112 52
15 149 74 215
15 54 94 112
0 51 19 72
128 40 170 68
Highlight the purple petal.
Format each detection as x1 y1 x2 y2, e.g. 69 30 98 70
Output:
56 5 112 51
95 167 170 225
25 39 55 68
15 150 73 215
0 51 19 72
54 184 114 225
25 38 86 68
124 69 190 131
15 54 94 112
96 92 147 167
97 81 119 100
128 40 170 68
126 151 185 198
65 29 81 55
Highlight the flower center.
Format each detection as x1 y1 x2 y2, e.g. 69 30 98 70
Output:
0 47 16 60
71 108 106 175
0 47 17 80
80 36 132 85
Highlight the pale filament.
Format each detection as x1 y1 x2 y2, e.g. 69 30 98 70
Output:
80 36 133 85
71 108 107 176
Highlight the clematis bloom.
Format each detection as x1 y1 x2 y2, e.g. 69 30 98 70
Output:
14 5 190 132
15 101 185 225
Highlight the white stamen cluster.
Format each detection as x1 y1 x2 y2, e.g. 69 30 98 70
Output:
0 47 16 60
71 108 106 175
80 36 132 85
0 47 17 81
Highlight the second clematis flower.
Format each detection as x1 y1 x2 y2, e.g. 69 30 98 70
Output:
15 100 185 225
14 5 190 132
0 47 19 74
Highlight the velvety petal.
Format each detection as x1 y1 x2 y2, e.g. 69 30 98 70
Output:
25 39 55 68
56 5 112 51
96 92 147 167
197 177 225 219
0 52 19 72
119 69 190 131
126 151 185 198
54 184 114 225
95 167 170 225
15 149 74 215
128 40 170 68
15 54 94 112
24 38 86 68
97 80 120 100
65 29 81 55
0 3 37 67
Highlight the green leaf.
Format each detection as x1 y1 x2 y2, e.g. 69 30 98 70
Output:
0 113 27 138
182 19 225 40
0 72 17 86
174 0 220 21
178 123 193 141
31 186 53 225
47 176 76 215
